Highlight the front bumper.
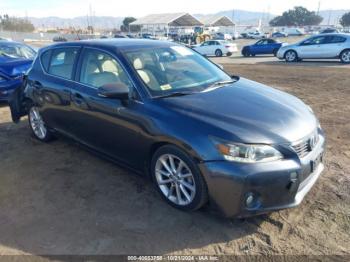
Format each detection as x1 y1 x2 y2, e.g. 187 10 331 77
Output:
199 133 325 218
277 49 286 59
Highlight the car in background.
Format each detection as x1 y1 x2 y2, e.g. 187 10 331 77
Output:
277 33 350 63
284 28 304 36
232 32 240 40
114 34 127 38
0 41 36 101
319 28 340 34
52 36 68 42
272 32 288 38
212 32 232 41
246 32 265 39
9 39 325 218
193 40 238 57
242 39 286 57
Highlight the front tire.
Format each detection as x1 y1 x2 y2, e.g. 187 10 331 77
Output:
28 106 53 142
242 49 250 57
284 50 298 62
151 145 208 211
340 49 350 64
215 49 223 57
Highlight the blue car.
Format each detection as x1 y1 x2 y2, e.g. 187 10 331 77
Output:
242 38 285 57
0 41 36 101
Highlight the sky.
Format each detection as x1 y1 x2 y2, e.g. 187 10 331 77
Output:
1 0 350 18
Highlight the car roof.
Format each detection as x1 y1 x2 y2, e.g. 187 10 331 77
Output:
42 39 179 52
316 33 350 37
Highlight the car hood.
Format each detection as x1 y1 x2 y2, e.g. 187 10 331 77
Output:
0 56 33 77
159 78 317 144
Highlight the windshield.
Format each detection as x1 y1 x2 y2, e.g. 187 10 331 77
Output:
124 45 232 96
0 43 36 59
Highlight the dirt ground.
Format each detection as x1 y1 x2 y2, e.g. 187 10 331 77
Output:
0 63 349 257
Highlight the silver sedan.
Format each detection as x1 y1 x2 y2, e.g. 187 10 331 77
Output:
277 33 350 64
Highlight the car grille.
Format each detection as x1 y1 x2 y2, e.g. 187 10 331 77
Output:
292 130 319 158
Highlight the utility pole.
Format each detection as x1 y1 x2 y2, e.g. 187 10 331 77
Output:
317 1 321 15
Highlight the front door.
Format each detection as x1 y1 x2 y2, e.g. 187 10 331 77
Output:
69 48 144 168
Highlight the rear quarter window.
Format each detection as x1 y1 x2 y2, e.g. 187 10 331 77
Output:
40 50 52 72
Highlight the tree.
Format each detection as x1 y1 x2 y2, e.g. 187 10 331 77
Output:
120 17 140 32
340 12 350 27
0 14 35 32
269 6 323 26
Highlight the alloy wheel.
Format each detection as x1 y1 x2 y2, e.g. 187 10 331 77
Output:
155 154 196 206
341 50 350 63
29 107 47 139
285 51 296 62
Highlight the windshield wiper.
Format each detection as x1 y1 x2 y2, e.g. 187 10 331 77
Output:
201 79 237 93
156 91 197 99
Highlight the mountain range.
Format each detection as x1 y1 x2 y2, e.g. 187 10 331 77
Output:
27 9 349 29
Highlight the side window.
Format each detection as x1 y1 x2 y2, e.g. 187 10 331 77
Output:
41 50 52 72
328 36 346 44
201 42 210 46
303 36 327 45
79 49 132 89
48 48 79 79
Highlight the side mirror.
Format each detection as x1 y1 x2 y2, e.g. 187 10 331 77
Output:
98 82 129 99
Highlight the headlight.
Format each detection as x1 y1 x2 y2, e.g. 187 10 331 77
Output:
217 143 283 163
0 76 6 82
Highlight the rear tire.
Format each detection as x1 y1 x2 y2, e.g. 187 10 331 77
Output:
273 49 278 56
340 49 350 64
215 49 223 57
151 145 208 211
28 106 54 142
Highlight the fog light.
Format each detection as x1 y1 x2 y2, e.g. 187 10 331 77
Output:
245 193 255 208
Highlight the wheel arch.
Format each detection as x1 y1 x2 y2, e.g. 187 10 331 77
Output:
144 139 205 179
339 48 350 57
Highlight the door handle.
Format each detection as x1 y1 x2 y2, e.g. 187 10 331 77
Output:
72 93 87 108
71 93 89 110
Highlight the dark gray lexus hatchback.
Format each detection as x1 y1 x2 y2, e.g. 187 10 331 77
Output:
10 39 325 217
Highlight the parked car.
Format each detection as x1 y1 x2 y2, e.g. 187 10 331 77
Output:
246 32 265 39
272 32 288 38
277 33 350 63
284 28 304 36
52 36 67 42
242 39 286 57
212 32 232 41
10 39 325 218
114 34 126 38
319 28 339 34
0 41 36 101
193 40 238 57
232 32 240 40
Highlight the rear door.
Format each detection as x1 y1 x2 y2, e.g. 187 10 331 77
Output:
322 35 347 58
35 47 80 135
